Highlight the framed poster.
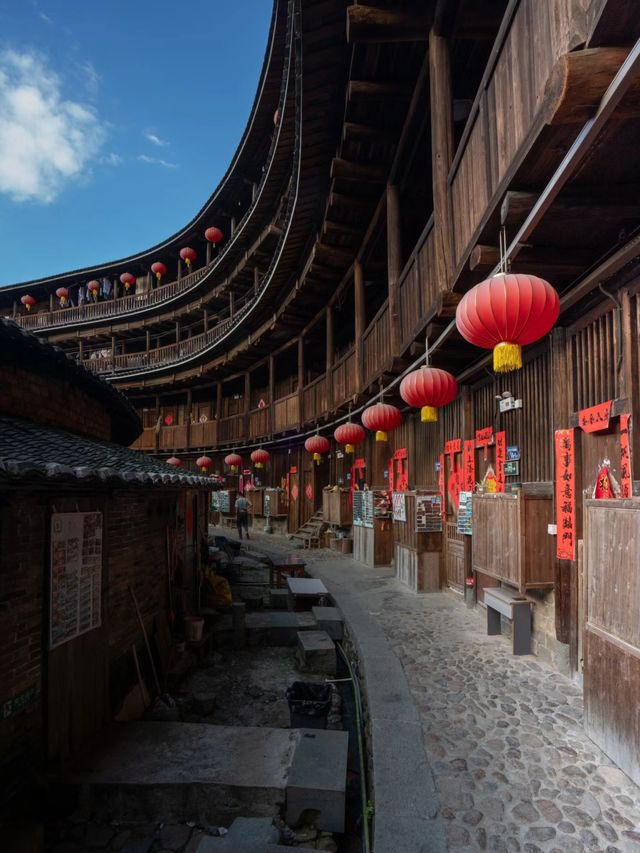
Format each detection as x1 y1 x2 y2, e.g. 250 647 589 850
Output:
263 493 271 517
50 512 103 649
392 491 407 522
217 490 231 513
415 492 443 533
353 490 365 526
457 491 473 535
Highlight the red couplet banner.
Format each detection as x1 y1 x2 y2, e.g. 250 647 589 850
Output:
578 400 612 433
463 439 475 492
555 429 576 561
620 414 632 498
495 431 506 493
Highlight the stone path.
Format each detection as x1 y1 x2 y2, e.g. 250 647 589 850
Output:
246 534 640 853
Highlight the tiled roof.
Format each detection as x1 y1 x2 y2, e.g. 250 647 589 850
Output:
0 318 140 445
0 416 213 489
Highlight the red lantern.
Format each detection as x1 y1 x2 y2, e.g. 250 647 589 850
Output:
120 272 135 293
361 402 402 442
166 456 182 467
87 280 100 302
151 262 167 282
197 455 213 474
456 273 560 373
205 227 223 244
180 247 197 269
164 414 173 426
305 434 330 464
273 109 280 126
334 422 366 454
56 287 69 307
251 449 270 469
400 366 458 423
21 294 36 311
225 453 242 473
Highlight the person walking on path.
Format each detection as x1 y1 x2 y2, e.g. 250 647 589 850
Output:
235 494 252 539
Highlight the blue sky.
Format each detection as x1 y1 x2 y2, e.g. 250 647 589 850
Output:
0 1 272 286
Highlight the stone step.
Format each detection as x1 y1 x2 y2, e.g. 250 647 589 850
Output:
311 606 344 642
189 817 280 852
296 630 336 676
286 730 349 833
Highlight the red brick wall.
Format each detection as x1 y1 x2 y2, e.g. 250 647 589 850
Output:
1 365 112 441
0 486 205 800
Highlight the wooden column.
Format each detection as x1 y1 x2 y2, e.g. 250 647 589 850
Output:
252 182 257 202
49 293 54 312
326 305 334 410
203 309 209 332
175 322 180 344
269 354 275 436
206 242 212 265
386 182 402 355
112 279 117 301
216 382 223 421
111 335 116 362
231 217 236 237
146 330 151 352
254 267 259 294
429 29 455 288
620 288 640 464
297 337 305 428
354 261 365 392
78 340 84 362
244 372 251 438
186 389 192 446
177 260 182 282
229 291 235 319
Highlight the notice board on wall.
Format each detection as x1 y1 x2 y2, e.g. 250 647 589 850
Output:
217 490 231 513
415 492 443 533
50 512 103 649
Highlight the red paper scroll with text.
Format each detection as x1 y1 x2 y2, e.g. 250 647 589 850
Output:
495 431 506 493
620 414 632 498
475 426 493 461
578 401 611 433
555 429 576 561
439 453 445 522
463 440 476 492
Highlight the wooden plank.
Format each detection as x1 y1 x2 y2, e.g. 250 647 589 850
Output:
346 5 431 44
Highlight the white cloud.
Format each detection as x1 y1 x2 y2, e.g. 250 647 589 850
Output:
101 152 122 167
80 60 101 98
145 131 168 147
137 154 178 169
0 49 104 203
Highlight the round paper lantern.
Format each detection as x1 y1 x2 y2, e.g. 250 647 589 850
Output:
21 294 36 311
225 453 242 472
120 272 135 293
180 247 197 269
334 422 366 454
151 262 167 282
273 109 280 126
166 456 182 467
251 448 270 469
87 280 100 302
56 287 69 307
164 414 173 426
205 227 223 244
197 455 213 474
400 366 458 422
305 434 330 464
361 402 402 442
456 272 560 373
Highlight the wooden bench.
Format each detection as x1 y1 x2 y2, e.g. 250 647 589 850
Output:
484 586 532 656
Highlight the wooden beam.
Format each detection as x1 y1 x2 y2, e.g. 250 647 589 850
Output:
354 261 365 391
429 29 455 288
470 243 596 277
322 220 362 239
347 4 431 44
315 243 355 268
342 122 397 144
502 185 640 228
348 80 412 100
330 157 387 183
543 47 631 125
329 191 377 211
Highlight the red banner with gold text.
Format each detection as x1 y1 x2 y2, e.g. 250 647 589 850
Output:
620 414 632 498
495 431 506 493
555 429 576 561
463 440 476 492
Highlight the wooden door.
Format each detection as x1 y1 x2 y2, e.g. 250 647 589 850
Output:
445 522 465 590
584 499 640 785
288 468 300 532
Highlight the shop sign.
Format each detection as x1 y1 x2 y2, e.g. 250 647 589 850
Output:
495 431 506 493
503 460 519 476
578 400 612 433
1 684 37 719
555 429 576 561
506 445 520 461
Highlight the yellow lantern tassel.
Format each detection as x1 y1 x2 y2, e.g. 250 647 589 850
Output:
345 443 354 454
313 452 320 462
421 405 438 423
155 272 162 281
493 341 522 373
256 462 263 469
231 465 237 473
186 259 192 269
375 430 387 442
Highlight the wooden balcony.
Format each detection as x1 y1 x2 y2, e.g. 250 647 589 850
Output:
303 374 327 422
331 348 356 407
130 420 218 452
273 392 299 432
397 219 437 347
249 406 270 439
362 302 391 385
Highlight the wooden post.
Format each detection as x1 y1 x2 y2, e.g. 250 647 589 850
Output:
78 340 84 362
231 216 236 237
252 182 257 202
254 267 259 294
244 372 251 438
112 279 117 301
326 305 334 411
386 182 402 355
269 353 275 436
354 261 365 391
186 389 192 447
229 291 235 319
177 260 182 282
429 29 454 288
620 289 640 464
216 382 222 421
146 330 151 352
175 322 180 344
203 309 209 332
49 293 54 312
206 242 212 265
111 335 116 363
298 336 305 428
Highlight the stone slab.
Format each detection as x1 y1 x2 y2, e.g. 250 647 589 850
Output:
287 577 328 596
192 817 279 852
296 631 336 676
269 589 289 609
63 723 299 825
311 606 343 641
286 729 348 833
267 612 317 646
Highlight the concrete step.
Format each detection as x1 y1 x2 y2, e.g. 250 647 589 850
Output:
189 817 280 852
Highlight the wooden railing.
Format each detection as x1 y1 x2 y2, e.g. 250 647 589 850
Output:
131 420 218 452
303 374 327 422
273 392 299 432
16 267 209 330
218 415 247 443
362 302 391 385
397 219 438 348
249 407 270 439
331 347 356 406
447 0 585 271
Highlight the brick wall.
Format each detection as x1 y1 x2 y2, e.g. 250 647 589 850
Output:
1 365 112 441
0 484 204 804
